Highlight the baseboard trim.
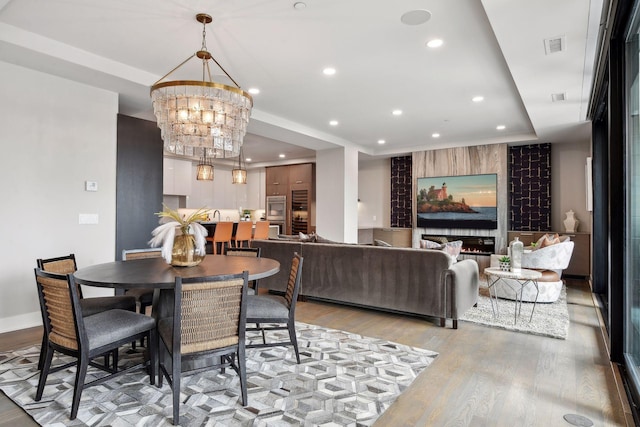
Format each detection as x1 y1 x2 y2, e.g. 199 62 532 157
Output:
0 311 41 334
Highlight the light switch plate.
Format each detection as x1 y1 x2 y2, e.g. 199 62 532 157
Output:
79 213 99 224
85 181 98 192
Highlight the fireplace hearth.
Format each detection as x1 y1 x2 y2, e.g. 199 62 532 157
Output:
421 234 495 255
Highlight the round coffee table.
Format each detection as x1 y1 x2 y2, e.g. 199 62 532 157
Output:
484 267 542 324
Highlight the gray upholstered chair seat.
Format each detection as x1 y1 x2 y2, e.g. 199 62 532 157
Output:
84 309 156 350
246 295 289 318
80 295 137 317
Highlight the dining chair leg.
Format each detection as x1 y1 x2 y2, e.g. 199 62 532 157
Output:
288 320 301 364
70 357 89 420
172 352 181 425
148 329 157 386
238 348 247 406
35 344 54 400
37 333 47 370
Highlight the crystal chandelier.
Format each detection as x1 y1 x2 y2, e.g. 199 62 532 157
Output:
196 149 214 181
232 146 247 184
151 13 253 158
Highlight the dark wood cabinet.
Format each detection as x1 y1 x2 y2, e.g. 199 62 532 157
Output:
507 230 591 278
266 163 315 234
266 165 289 196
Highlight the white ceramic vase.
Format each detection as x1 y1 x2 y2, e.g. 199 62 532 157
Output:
563 210 579 233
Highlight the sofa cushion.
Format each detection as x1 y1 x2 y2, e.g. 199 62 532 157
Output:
420 239 462 260
537 233 560 248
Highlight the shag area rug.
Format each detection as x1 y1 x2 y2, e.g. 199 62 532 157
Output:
461 283 570 339
0 322 437 426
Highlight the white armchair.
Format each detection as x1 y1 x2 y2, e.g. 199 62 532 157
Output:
490 238 575 303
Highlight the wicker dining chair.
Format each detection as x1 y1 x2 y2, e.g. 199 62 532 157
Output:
122 248 163 316
232 221 253 248
225 247 262 295
253 220 270 241
246 253 303 363
158 271 249 425
34 268 157 420
36 254 137 369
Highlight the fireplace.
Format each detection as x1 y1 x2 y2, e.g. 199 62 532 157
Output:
421 234 495 255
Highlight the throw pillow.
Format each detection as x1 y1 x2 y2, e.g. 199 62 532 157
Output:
420 239 444 250
442 240 463 259
315 234 337 244
374 239 392 247
537 233 560 248
299 232 317 243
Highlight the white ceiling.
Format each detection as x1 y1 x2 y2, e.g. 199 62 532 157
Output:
0 0 603 165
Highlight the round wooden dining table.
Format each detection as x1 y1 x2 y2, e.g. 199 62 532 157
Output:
73 255 280 289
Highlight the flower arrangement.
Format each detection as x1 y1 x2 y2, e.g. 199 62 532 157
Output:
148 205 209 265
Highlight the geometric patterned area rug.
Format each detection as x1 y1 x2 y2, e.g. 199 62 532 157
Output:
0 322 437 426
461 284 570 340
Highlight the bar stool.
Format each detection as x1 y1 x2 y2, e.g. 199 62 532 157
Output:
253 220 270 242
232 221 253 248
209 222 233 254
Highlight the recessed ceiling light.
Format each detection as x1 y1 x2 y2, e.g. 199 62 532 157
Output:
245 157 252 162
378 139 386 144
248 88 260 95
392 109 403 116
426 39 443 48
400 9 432 25
279 154 286 158
323 67 336 76
432 133 440 138
329 120 338 126
496 125 506 130
472 96 484 103
293 2 307 10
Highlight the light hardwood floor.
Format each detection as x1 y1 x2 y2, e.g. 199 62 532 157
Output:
0 279 633 426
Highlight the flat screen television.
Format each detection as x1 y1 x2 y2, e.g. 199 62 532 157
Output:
416 173 498 229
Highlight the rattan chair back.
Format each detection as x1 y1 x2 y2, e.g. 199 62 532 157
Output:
122 248 163 260
226 247 261 258
176 274 247 354
284 253 303 309
37 254 77 274
35 270 79 350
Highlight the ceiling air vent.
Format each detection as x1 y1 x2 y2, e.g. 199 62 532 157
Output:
551 92 567 102
544 36 566 54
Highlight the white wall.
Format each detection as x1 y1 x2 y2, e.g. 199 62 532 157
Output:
316 147 359 243
0 61 119 333
358 158 390 228
551 140 592 232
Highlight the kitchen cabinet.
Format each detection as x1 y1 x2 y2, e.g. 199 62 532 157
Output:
266 166 289 196
507 231 591 278
265 163 315 234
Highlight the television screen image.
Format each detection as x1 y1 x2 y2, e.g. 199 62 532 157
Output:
416 174 498 229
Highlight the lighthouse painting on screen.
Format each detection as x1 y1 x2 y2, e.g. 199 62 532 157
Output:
416 173 498 229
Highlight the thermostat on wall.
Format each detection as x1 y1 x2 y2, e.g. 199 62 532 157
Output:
85 181 98 192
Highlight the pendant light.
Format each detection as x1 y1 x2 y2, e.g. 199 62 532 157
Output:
232 147 247 184
196 150 214 181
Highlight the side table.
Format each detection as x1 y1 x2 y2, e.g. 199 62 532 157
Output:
484 267 542 324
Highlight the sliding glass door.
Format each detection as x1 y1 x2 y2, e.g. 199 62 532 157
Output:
625 7 640 405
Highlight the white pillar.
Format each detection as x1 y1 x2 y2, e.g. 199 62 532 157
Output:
316 147 359 243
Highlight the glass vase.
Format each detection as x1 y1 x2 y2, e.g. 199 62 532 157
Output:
171 233 204 267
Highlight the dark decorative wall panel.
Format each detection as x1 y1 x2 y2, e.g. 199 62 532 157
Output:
116 114 163 261
509 143 551 231
391 156 412 228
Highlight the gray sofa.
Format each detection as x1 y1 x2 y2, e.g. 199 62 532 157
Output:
252 239 479 328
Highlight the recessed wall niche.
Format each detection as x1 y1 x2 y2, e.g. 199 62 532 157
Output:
412 144 509 251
